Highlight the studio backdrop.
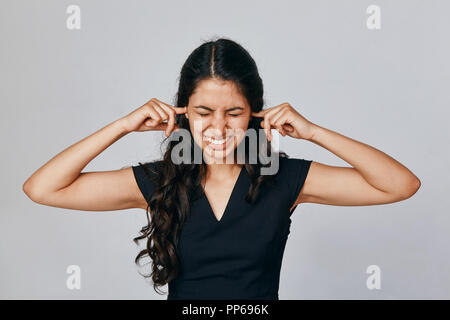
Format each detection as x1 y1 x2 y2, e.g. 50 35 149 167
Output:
1 0 448 299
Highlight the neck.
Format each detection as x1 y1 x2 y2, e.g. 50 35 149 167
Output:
205 162 242 180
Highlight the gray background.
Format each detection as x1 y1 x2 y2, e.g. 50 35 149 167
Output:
1 0 448 299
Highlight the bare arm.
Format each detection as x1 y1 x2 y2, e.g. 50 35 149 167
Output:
296 124 421 206
250 103 420 208
22 98 187 211
26 166 149 211
23 119 127 200
22 118 147 211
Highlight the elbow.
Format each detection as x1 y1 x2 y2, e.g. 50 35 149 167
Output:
22 180 32 198
414 177 421 191
410 176 421 195
399 177 421 200
22 180 44 203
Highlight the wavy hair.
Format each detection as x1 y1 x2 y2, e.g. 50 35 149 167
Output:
133 37 288 295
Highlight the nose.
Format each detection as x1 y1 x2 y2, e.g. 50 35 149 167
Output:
208 114 230 137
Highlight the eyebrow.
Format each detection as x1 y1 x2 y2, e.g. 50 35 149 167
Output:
194 106 244 112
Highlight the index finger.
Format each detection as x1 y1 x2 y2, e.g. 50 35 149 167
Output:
173 106 188 114
251 109 269 117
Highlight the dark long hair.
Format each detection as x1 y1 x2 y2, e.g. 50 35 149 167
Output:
133 37 288 295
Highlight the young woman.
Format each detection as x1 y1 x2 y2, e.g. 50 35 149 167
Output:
22 38 421 300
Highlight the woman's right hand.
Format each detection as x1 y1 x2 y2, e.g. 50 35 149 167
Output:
121 98 188 136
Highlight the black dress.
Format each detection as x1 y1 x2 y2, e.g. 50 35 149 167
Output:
132 155 312 300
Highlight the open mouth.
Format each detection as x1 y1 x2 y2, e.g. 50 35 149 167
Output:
204 135 233 144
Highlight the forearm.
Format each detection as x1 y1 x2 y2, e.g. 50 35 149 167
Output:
309 124 420 194
23 118 129 197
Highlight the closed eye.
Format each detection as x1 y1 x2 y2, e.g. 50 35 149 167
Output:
198 113 241 117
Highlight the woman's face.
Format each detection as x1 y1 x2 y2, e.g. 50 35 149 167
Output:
185 78 251 163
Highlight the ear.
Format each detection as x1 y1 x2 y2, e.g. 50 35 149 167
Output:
185 111 189 119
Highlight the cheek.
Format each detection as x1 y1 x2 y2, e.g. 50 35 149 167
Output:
228 118 250 144
188 119 208 146
190 118 208 135
232 117 250 132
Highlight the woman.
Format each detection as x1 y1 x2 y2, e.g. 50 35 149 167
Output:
22 38 421 300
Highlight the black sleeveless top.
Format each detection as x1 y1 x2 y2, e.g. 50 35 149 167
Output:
132 155 312 300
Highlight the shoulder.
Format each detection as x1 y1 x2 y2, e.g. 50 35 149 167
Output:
276 153 313 208
277 154 313 176
131 159 163 203
132 160 161 177
276 154 313 185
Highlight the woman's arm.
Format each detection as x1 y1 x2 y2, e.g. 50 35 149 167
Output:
23 119 128 200
297 124 421 206
252 103 421 207
22 119 148 211
22 98 187 211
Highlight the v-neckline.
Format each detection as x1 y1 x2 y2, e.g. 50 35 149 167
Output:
201 165 245 223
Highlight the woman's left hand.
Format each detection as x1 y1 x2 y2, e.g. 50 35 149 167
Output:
251 103 316 142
